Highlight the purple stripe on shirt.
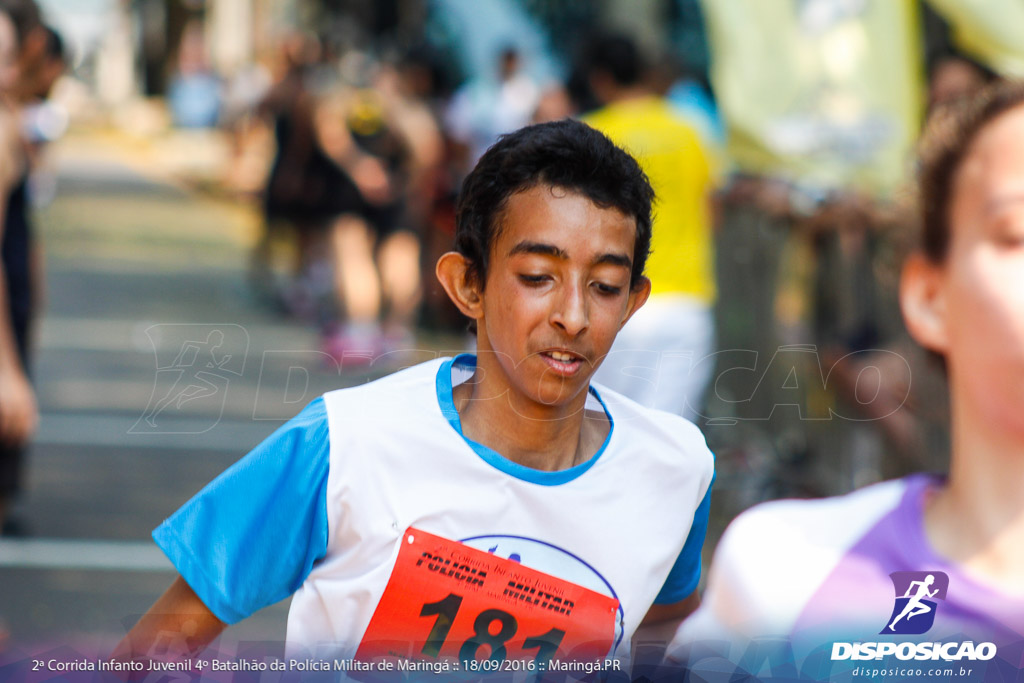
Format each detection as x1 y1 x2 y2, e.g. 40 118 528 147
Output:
791 474 1024 650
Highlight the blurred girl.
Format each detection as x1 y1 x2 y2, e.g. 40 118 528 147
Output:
671 81 1024 668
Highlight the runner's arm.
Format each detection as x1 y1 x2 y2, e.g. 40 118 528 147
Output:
631 591 701 672
0 130 36 447
634 591 700 652
135 398 329 653
113 575 226 661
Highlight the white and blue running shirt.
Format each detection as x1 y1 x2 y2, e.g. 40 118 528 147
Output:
154 355 714 659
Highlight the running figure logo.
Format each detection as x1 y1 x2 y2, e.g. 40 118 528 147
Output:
881 571 949 635
131 324 249 434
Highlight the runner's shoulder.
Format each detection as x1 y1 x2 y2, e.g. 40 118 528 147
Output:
718 478 909 566
593 382 713 476
691 479 910 636
314 357 453 444
323 357 446 405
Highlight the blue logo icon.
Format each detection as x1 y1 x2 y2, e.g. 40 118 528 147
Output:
881 571 949 635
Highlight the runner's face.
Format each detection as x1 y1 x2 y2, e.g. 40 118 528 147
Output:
941 104 1024 431
476 184 648 409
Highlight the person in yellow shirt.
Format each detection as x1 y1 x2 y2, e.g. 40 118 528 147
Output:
583 33 718 422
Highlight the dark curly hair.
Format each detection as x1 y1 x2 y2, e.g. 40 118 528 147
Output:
454 119 654 290
918 80 1024 263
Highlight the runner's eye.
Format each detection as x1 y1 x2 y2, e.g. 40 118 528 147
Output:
994 226 1024 247
594 283 622 296
519 274 550 286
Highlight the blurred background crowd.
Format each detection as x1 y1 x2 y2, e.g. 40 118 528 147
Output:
1 0 1024 656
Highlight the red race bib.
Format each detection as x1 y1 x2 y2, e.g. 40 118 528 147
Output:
355 528 619 666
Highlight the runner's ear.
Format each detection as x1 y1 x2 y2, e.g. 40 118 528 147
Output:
436 252 483 322
899 252 948 355
621 276 651 329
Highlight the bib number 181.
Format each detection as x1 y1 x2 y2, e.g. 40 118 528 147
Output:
420 592 565 662
354 528 618 665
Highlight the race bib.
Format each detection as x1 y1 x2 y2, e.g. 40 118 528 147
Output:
355 528 619 665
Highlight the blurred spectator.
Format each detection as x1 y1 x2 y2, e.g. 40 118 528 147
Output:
445 46 539 176
646 52 725 158
374 51 448 334
221 58 272 131
220 53 272 194
255 32 331 315
388 47 465 333
314 65 421 361
167 21 221 128
26 24 61 96
532 82 575 123
583 33 719 422
21 25 68 150
0 0 40 536
375 52 445 250
256 36 427 361
662 67 725 162
0 0 42 101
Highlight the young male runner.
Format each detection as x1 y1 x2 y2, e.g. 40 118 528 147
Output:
120 120 715 666
669 82 1024 669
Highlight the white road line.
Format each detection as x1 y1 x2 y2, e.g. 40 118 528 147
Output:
0 539 172 571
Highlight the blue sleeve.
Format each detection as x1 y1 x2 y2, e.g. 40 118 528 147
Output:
152 398 330 624
653 472 714 604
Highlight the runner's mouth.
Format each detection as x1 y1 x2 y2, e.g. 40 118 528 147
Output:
540 350 586 376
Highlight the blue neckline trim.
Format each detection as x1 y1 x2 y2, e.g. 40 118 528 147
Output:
436 354 613 486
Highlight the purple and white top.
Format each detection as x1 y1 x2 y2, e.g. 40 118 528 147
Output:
672 475 1024 657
